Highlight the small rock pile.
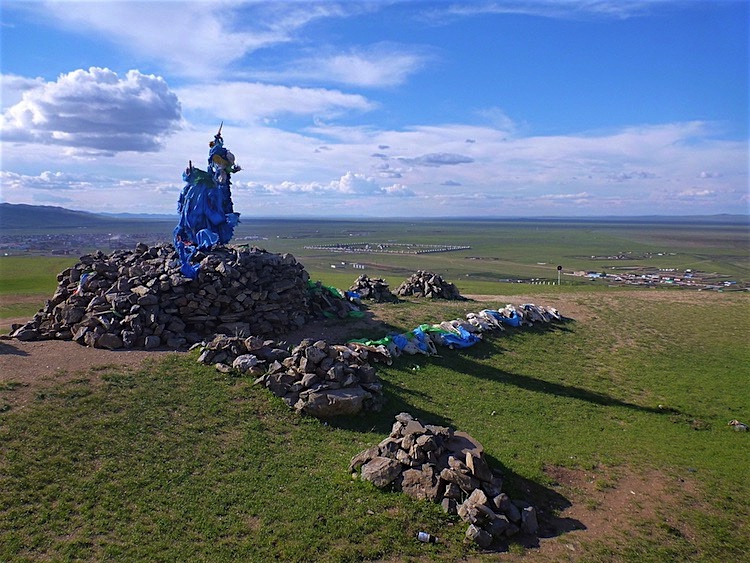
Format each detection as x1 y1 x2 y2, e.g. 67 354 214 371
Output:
348 275 398 303
395 271 465 300
195 336 386 417
351 413 539 548
307 281 360 318
8 243 344 349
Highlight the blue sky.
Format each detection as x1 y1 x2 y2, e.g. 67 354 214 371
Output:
1 0 748 218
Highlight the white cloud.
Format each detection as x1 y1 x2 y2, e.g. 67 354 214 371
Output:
607 170 657 182
252 43 431 87
397 152 475 167
676 188 716 198
29 1 364 79
177 81 374 123
427 1 657 22
235 171 412 198
0 74 46 108
0 169 179 214
0 68 181 153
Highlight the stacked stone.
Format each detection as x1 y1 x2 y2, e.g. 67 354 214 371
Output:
196 334 288 374
253 338 385 417
10 243 317 349
395 271 465 300
350 413 538 548
193 335 388 417
348 275 398 303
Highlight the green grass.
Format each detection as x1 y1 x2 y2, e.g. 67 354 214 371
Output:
1 292 749 561
1 219 748 560
0 257 76 296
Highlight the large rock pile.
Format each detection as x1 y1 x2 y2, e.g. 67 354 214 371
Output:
195 335 386 417
351 413 539 548
395 271 465 300
9 243 325 349
348 274 398 303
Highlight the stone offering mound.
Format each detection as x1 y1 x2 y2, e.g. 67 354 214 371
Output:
195 335 385 417
348 274 398 303
395 270 465 300
351 413 539 547
9 243 331 350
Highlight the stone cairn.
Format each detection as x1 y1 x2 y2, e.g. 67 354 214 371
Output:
8 243 341 349
348 274 398 303
395 270 465 300
351 413 539 548
196 335 387 417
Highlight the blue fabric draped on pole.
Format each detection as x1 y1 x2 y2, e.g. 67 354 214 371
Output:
173 125 241 278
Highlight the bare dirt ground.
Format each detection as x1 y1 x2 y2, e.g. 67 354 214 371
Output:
0 338 182 412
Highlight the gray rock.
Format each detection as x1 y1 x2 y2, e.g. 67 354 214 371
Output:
361 456 403 488
466 451 493 483
465 524 492 548
349 445 380 472
493 493 521 524
521 506 539 535
96 333 123 350
11 327 38 341
144 335 161 350
400 466 442 501
232 354 260 372
488 514 511 538
300 387 371 417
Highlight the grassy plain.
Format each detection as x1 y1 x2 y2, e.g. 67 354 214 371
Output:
0 218 748 561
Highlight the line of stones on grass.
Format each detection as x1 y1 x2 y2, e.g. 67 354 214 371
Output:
195 301 563 418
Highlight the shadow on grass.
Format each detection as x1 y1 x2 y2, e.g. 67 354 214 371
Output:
485 453 587 549
442 338 669 415
325 377 456 435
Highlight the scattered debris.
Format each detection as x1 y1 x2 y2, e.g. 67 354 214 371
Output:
728 419 748 431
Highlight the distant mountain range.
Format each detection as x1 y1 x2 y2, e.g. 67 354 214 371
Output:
0 202 747 231
0 203 173 230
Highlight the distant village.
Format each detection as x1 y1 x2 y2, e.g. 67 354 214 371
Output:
568 268 744 290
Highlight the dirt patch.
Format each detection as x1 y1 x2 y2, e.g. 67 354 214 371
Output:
489 464 699 562
0 338 182 412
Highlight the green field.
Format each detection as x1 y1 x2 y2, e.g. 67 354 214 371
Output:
1 218 748 561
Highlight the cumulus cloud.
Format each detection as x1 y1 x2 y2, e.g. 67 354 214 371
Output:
0 74 46 108
177 82 374 123
397 152 474 167
0 68 181 153
441 180 462 186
